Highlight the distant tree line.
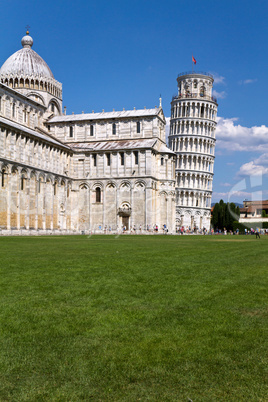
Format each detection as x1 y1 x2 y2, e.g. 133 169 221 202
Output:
211 199 240 231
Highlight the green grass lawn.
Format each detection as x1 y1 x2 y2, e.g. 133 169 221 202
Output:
0 235 267 401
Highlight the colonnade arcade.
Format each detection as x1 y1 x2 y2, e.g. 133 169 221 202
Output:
176 208 210 229
176 172 212 191
171 101 217 120
0 162 71 231
176 154 214 173
0 164 176 233
176 190 211 209
170 136 215 155
0 75 62 100
77 179 175 231
169 120 216 137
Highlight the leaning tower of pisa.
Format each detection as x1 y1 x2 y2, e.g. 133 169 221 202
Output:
169 72 218 230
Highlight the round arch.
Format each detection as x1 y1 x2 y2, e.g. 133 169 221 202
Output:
26 91 46 105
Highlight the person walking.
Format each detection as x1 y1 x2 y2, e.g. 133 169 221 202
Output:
255 227 260 239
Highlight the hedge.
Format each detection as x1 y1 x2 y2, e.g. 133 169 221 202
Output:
233 221 268 231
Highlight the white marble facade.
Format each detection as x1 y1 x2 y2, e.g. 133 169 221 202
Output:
0 32 176 235
169 72 218 230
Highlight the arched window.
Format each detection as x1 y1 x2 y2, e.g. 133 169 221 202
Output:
96 187 101 203
112 123 116 135
161 157 164 166
134 151 139 165
93 154 97 167
1 169 5 187
200 86 206 97
21 175 25 191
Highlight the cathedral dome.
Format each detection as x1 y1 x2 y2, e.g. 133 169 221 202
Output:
0 32 54 79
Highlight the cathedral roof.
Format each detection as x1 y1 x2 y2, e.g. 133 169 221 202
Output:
0 116 70 151
67 139 175 154
48 108 164 123
0 32 54 79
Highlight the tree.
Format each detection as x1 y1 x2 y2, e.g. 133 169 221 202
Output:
211 200 240 231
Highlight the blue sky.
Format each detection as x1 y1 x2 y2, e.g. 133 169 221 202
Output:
1 0 268 204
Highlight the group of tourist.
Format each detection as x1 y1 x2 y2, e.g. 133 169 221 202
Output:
88 225 268 236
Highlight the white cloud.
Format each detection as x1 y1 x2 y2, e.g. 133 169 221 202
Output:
254 153 268 167
216 117 268 152
237 161 268 177
239 78 257 85
213 90 226 99
229 191 256 198
212 188 267 202
236 154 268 177
165 114 268 183
211 73 225 85
220 182 232 187
212 191 229 199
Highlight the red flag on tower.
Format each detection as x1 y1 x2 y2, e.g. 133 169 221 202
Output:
192 55 197 65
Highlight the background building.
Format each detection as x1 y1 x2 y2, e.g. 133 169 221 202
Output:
0 32 176 235
169 72 218 230
239 200 268 225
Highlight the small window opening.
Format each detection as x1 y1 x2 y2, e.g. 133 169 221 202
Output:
90 124 94 136
93 154 97 167
200 86 205 97
107 153 111 166
69 126 73 137
2 169 5 187
161 157 164 166
134 151 139 164
120 152 124 166
21 176 25 191
96 187 101 203
137 121 141 133
112 123 116 135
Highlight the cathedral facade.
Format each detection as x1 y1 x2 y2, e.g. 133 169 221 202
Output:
0 32 176 235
